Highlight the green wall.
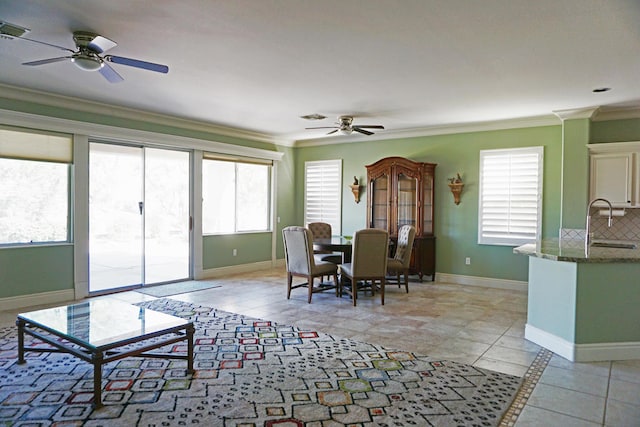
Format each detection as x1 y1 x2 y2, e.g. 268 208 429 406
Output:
576 263 640 343
591 118 640 143
561 119 591 229
0 245 74 297
203 233 273 269
296 125 562 281
2 93 640 301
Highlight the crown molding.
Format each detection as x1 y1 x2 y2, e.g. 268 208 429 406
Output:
0 83 294 147
552 107 599 121
294 114 560 147
592 106 640 122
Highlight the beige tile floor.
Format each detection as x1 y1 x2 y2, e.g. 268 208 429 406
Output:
2 267 639 426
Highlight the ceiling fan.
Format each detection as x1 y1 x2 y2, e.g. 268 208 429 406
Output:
9 28 168 83
306 116 384 136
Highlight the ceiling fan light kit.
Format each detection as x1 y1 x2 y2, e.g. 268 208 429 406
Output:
71 54 103 71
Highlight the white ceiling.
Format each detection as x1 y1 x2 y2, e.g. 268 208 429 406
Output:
1 0 639 145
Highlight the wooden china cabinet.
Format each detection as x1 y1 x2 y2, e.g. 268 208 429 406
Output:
366 156 436 281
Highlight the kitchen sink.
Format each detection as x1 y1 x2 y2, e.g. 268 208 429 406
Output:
591 241 638 249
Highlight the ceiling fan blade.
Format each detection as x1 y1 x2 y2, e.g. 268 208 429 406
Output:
306 126 338 130
353 127 374 136
22 56 70 66
87 35 117 53
15 35 74 53
105 55 169 73
354 125 385 129
99 62 124 83
326 129 339 135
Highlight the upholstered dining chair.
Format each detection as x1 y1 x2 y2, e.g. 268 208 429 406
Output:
308 222 342 264
386 225 416 293
339 228 389 306
282 226 339 303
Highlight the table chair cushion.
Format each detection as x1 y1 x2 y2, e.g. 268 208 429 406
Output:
387 258 404 272
313 260 339 276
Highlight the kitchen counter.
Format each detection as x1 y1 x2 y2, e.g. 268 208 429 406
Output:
515 238 640 362
514 238 640 263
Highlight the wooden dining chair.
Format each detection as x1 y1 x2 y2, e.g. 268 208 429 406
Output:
308 222 342 264
339 228 389 306
282 226 339 303
386 225 416 293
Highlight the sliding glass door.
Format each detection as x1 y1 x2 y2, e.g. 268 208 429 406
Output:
144 147 190 284
89 143 190 293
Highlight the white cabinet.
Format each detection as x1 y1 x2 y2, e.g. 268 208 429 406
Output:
588 142 640 208
590 152 634 206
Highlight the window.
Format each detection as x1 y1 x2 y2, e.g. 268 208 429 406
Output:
478 146 543 246
202 154 271 234
0 126 72 245
304 160 342 233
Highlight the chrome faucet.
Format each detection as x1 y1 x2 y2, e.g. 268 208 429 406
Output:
585 198 613 247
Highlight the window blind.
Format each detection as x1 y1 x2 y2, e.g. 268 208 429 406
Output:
304 160 342 233
0 125 72 163
478 146 543 245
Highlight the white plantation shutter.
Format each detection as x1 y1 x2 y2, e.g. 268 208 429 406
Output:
304 160 342 233
478 147 543 245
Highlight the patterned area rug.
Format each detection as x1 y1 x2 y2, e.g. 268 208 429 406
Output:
0 299 523 426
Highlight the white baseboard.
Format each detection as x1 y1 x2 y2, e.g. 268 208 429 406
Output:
435 273 527 292
197 259 284 280
525 324 576 360
0 289 76 311
525 323 640 362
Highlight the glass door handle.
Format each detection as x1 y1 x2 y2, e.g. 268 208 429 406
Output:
138 201 144 214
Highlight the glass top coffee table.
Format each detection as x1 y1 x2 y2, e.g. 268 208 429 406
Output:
16 299 194 408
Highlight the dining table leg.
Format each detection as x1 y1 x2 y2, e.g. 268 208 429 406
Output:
342 247 352 264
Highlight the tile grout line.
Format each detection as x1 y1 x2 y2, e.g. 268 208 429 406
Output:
499 347 554 426
601 360 613 425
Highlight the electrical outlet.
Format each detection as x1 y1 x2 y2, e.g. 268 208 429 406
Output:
233 249 237 256
465 257 471 265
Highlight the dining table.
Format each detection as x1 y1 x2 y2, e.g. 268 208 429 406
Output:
312 235 353 264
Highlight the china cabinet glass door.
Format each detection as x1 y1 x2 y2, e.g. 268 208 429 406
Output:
423 172 434 234
397 173 417 233
370 175 389 230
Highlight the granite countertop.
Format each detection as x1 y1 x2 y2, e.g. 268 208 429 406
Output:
513 238 640 263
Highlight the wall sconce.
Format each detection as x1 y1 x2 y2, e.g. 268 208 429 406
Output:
349 176 361 203
447 173 464 205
